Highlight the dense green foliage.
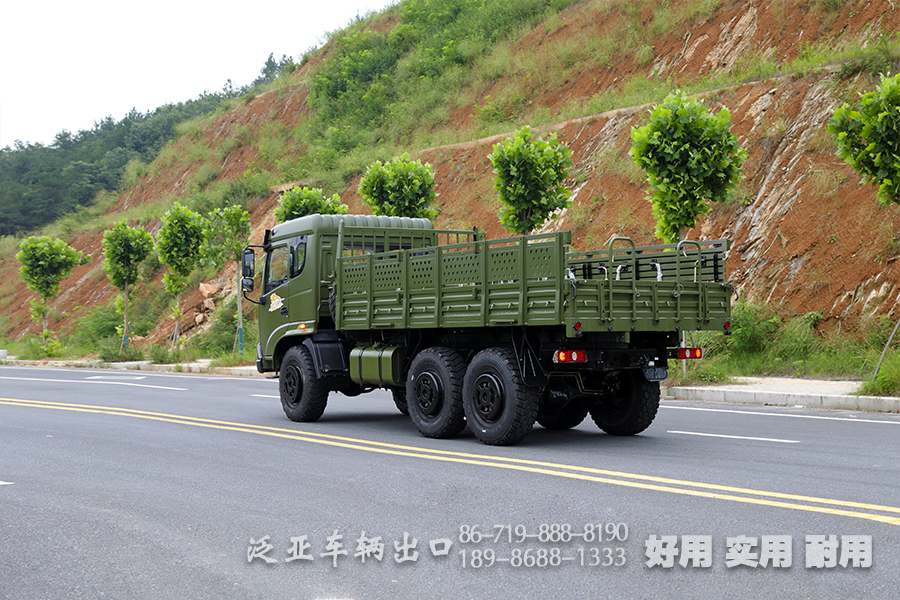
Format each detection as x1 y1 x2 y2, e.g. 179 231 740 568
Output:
274 187 348 223
829 72 900 205
157 203 205 288
16 236 90 302
358 154 437 219
311 0 570 127
630 91 747 242
297 0 578 181
203 205 252 265
489 126 572 234
103 220 153 291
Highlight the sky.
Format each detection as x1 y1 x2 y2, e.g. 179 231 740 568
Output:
0 0 398 149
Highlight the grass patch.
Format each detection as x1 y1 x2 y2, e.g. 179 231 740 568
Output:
671 301 897 388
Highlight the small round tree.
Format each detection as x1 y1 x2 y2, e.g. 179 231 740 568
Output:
202 204 252 356
829 72 900 205
358 153 437 219
488 125 573 235
16 236 90 353
156 202 205 350
274 186 349 223
103 220 153 351
829 72 900 377
629 91 747 243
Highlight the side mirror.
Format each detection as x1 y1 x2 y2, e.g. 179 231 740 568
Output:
241 277 255 293
242 247 255 278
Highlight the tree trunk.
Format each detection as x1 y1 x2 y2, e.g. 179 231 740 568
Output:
120 281 130 353
233 260 244 358
874 317 900 380
170 291 182 352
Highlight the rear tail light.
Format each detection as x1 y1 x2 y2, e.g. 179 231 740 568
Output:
677 347 703 360
553 350 588 363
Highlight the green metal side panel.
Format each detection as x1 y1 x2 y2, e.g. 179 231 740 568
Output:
335 231 732 335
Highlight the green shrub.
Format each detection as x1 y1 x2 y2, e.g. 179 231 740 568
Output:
358 154 437 219
274 187 348 223
629 91 747 243
489 125 572 234
98 338 145 362
149 343 178 364
726 300 781 355
770 311 823 360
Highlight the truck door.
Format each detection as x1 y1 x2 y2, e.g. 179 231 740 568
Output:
259 242 293 347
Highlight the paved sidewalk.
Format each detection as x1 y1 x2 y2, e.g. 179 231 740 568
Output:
663 376 900 413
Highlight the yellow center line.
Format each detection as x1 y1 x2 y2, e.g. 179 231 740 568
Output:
3 397 899 527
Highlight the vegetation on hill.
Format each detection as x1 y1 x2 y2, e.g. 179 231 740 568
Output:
5 0 900 393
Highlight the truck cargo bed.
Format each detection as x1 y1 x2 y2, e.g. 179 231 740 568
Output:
335 230 731 336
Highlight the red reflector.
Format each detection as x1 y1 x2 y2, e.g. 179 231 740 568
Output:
574 321 582 331
553 350 588 363
677 347 703 360
724 321 731 329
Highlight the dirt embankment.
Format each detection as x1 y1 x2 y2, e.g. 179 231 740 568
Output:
2 0 899 344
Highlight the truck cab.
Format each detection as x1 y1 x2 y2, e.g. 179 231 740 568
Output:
244 214 436 373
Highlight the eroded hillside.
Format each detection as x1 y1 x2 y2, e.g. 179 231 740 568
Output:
2 0 899 344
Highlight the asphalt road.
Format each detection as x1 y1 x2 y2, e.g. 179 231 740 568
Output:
1 365 898 599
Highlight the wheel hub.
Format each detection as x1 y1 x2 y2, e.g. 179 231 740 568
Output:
414 372 443 417
473 373 504 421
283 365 302 404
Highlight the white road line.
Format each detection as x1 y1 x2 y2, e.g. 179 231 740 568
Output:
252 394 280 399
0 376 186 391
668 430 800 443
661 404 900 425
0 481 13 486
85 375 147 380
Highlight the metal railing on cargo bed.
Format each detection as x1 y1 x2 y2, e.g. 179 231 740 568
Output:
334 231 731 334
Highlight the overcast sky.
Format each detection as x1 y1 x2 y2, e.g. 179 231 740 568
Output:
0 0 398 149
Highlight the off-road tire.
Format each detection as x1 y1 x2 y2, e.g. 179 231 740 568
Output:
588 370 659 436
406 347 467 438
463 347 539 446
391 387 410 416
328 288 337 321
279 345 328 422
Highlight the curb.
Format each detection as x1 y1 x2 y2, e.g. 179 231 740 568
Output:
663 385 900 413
1 359 264 378
107 361 265 377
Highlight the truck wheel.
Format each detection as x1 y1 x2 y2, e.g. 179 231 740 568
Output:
406 347 466 438
391 387 410 416
537 400 589 430
463 347 538 446
588 370 659 436
279 345 328 422
328 288 337 321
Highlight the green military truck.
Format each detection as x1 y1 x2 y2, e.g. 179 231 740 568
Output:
242 213 732 445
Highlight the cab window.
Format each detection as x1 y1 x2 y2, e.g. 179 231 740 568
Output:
292 242 307 278
265 245 291 293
